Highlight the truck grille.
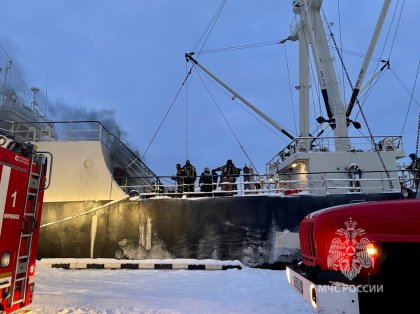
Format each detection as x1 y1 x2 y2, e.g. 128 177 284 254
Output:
299 219 316 263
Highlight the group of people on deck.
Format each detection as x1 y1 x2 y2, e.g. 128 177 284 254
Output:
172 159 255 196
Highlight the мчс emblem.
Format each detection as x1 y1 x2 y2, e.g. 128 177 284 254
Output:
327 217 371 280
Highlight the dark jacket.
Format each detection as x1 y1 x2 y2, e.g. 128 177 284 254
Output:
408 157 420 176
183 163 197 183
171 167 185 183
199 171 213 192
213 163 240 181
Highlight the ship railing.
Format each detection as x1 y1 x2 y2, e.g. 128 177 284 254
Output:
1 120 157 185
117 169 411 198
0 90 47 119
266 135 404 172
1 120 101 142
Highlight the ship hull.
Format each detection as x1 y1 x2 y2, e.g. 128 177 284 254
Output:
38 192 402 267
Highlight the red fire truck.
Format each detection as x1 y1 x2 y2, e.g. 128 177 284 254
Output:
286 198 420 314
0 134 50 313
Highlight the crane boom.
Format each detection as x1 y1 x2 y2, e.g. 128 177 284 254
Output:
185 53 295 140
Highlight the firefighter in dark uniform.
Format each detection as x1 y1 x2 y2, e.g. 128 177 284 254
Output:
213 159 241 193
171 163 185 195
182 160 197 194
152 177 164 194
407 153 420 188
199 167 214 196
211 169 218 192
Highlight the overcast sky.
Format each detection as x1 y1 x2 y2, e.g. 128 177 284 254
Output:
1 0 419 176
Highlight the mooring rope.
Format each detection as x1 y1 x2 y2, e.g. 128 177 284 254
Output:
40 195 130 228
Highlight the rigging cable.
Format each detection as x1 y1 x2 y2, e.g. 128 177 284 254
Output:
401 61 420 136
44 61 49 119
192 64 260 174
354 0 405 120
390 69 420 107
386 0 405 61
192 0 227 55
142 0 228 161
141 69 192 160
350 1 401 125
200 40 280 54
185 63 189 161
322 10 354 93
353 64 386 121
354 0 402 111
323 7 396 188
0 43 32 96
200 39 383 60
200 73 288 142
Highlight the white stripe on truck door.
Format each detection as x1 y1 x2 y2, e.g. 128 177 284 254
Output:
0 166 11 237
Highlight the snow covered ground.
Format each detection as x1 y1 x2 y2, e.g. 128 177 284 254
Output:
31 260 311 313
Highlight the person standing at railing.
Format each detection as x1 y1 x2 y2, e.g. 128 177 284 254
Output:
183 160 197 194
213 159 241 194
407 153 420 189
243 164 256 191
199 167 214 196
211 169 218 192
152 178 164 194
171 163 185 195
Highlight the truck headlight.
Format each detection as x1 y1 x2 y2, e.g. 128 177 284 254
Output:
0 136 6 146
367 243 378 269
0 252 10 267
310 284 317 308
366 243 377 257
286 267 291 284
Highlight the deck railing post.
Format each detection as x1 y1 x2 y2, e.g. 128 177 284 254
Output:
324 173 328 194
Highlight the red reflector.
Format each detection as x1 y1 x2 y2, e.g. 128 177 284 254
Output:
29 264 36 275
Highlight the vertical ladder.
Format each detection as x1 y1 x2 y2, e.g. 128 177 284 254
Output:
10 154 44 306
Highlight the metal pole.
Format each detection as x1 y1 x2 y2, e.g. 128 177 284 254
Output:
299 0 349 151
346 0 391 117
299 26 310 138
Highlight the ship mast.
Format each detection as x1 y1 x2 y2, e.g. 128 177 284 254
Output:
291 0 391 152
292 0 349 151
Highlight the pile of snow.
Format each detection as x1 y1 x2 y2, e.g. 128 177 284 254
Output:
31 260 311 313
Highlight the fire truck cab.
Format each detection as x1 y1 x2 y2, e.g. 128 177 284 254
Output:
287 198 420 314
0 134 50 313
